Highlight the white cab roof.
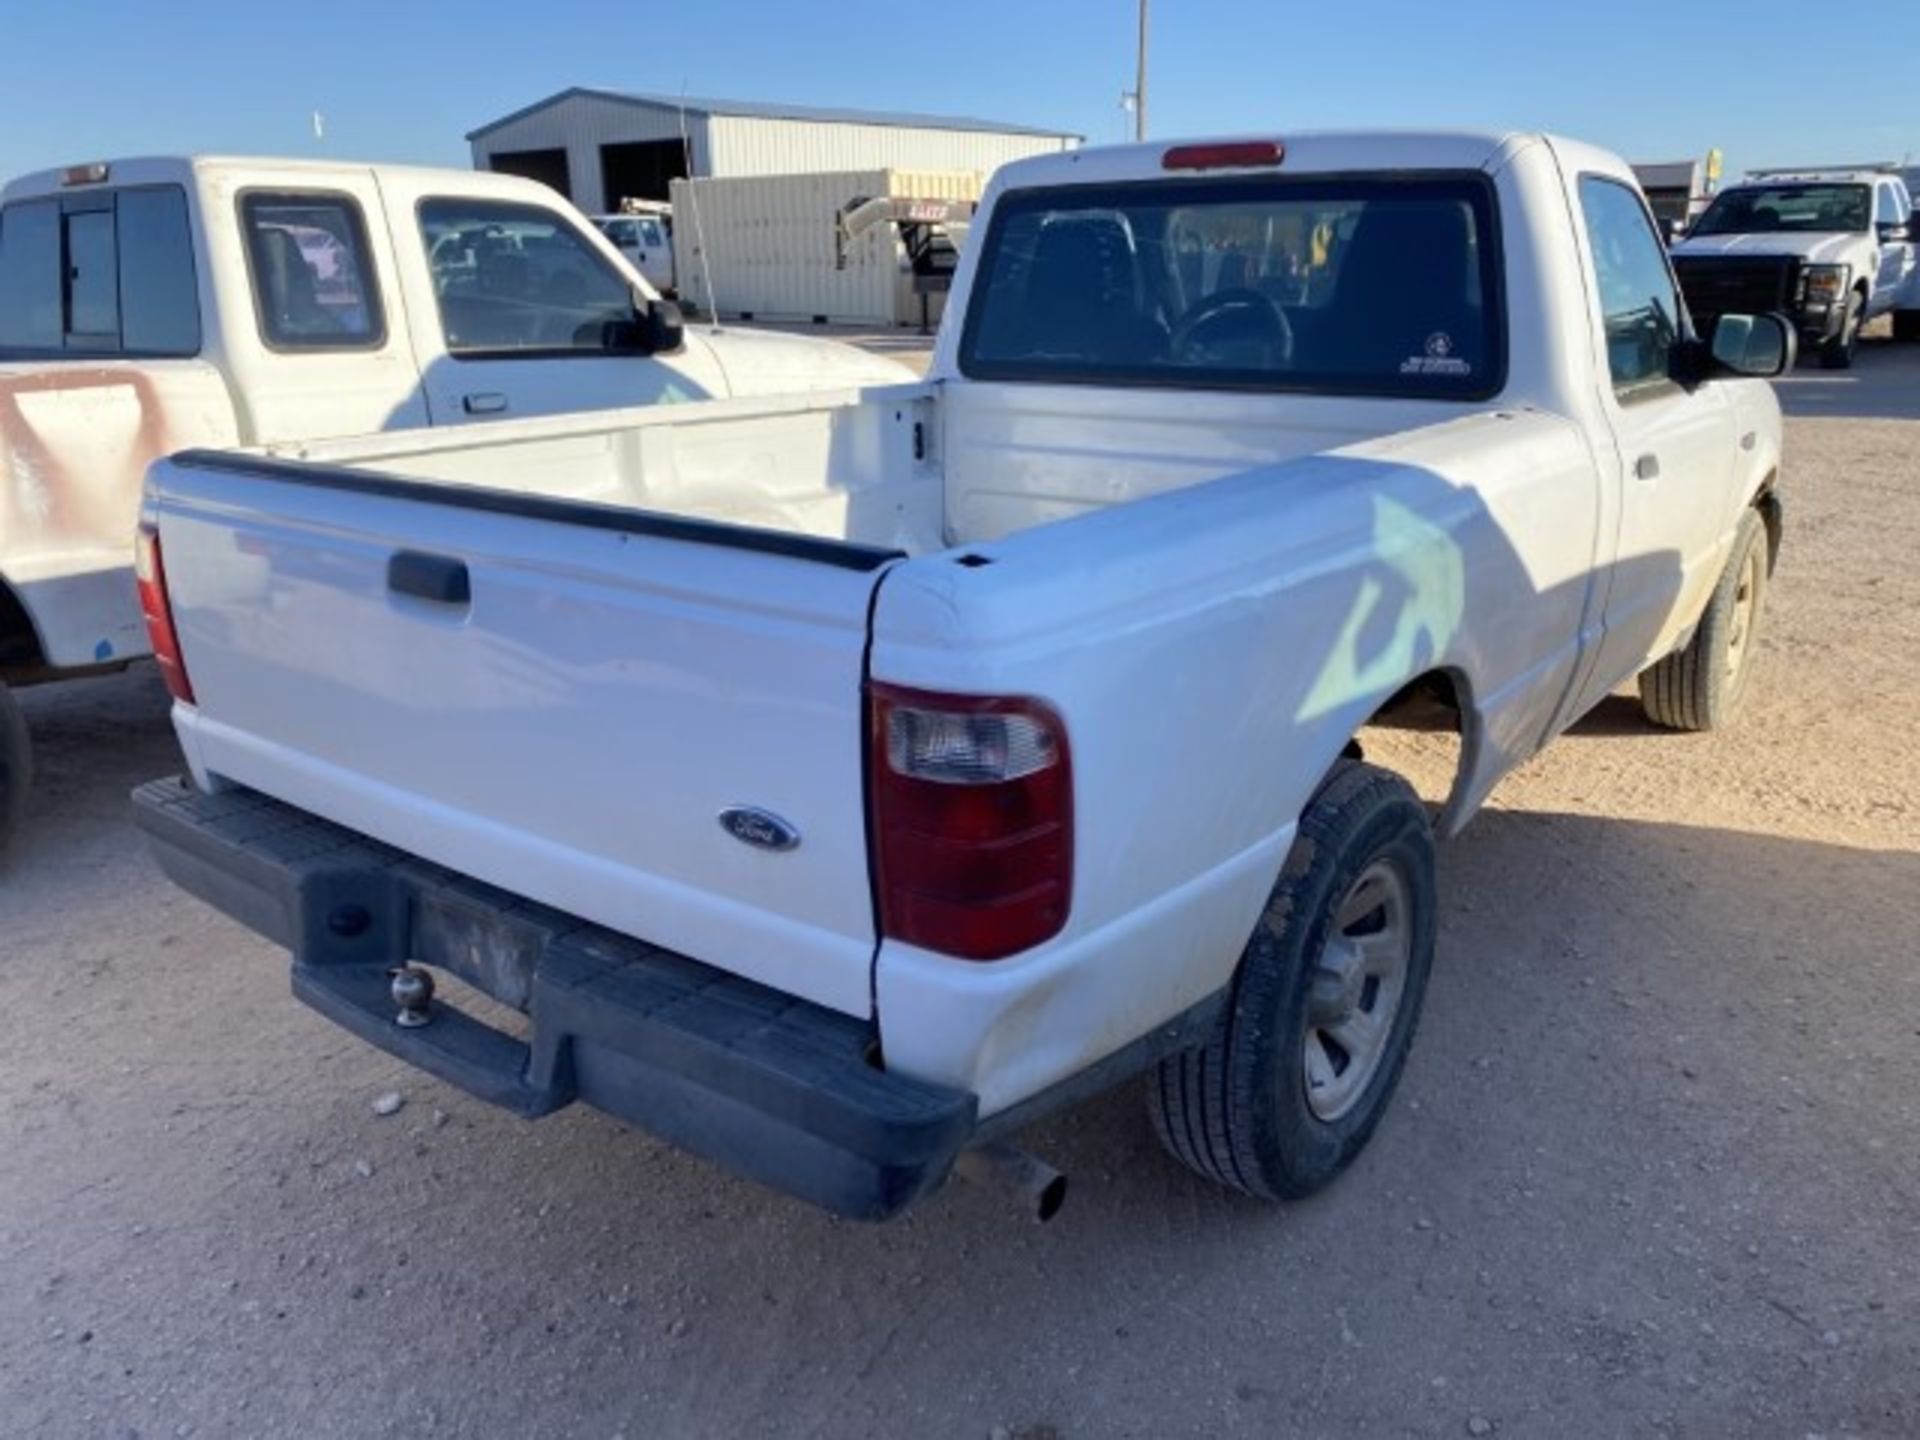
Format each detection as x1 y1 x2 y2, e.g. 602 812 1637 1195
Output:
984 129 1556 191
2 154 566 206
1732 171 1885 187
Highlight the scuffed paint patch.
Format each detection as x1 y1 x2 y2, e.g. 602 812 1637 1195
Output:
94 638 114 661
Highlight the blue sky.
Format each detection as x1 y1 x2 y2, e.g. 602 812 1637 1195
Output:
1 1 1914 181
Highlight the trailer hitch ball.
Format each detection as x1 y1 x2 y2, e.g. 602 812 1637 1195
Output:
327 903 371 938
389 964 435 1029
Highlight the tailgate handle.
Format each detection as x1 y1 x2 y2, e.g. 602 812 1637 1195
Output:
388 551 471 605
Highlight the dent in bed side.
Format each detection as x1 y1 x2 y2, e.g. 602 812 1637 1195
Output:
1 364 241 669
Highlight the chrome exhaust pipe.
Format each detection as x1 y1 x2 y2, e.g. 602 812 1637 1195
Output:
952 1140 1068 1222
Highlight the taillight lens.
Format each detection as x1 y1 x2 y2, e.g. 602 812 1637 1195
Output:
868 684 1072 961
135 523 194 704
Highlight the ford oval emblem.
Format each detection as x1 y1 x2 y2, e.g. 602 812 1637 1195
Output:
717 806 801 852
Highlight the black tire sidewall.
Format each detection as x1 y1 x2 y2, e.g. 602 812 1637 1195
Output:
1821 293 1862 368
1701 508 1769 720
0 681 29 853
1232 775 1437 1197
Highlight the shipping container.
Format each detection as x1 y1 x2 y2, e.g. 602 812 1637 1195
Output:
669 169 983 327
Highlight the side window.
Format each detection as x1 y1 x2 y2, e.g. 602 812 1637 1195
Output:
241 192 383 350
636 219 666 249
1875 184 1906 227
117 188 200 354
420 198 635 356
0 187 199 356
0 200 64 349
1578 176 1683 394
65 208 120 341
603 219 638 247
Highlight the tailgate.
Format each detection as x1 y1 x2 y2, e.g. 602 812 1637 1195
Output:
148 452 899 1018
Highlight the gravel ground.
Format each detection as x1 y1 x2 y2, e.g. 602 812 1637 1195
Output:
2 336 1917 1440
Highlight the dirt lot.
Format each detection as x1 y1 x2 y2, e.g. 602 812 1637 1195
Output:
3 337 1918 1440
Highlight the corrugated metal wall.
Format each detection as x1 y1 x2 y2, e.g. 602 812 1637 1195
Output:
705 116 1073 177
670 170 983 326
470 94 711 212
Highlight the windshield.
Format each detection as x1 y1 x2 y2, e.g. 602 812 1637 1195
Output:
1692 184 1871 236
959 175 1502 399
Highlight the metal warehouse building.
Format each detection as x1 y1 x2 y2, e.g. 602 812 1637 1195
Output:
467 87 1079 214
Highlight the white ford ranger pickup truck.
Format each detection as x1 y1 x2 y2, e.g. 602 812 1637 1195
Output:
0 155 906 846
132 132 1789 1221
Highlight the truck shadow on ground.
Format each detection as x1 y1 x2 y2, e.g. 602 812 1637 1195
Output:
4 663 176 864
121 808 1908 1435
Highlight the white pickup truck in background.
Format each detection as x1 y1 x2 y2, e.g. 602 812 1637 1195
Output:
135 130 1790 1220
593 204 675 295
1672 166 1920 366
0 155 908 845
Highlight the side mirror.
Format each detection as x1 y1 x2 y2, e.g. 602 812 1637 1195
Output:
1709 313 1796 378
1879 221 1912 244
597 297 686 356
644 297 685 354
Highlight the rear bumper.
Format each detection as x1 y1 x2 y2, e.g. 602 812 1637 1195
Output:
132 776 976 1220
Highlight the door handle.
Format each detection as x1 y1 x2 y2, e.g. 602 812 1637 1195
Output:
388 550 470 605
462 392 508 416
1634 453 1661 481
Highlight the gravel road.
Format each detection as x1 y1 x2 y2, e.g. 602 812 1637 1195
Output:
3 338 1917 1440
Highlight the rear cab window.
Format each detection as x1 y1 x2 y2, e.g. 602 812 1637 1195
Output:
420 198 635 357
0 185 200 357
239 192 384 349
958 174 1504 399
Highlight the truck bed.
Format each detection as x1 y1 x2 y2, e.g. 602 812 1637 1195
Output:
256 384 948 556
145 374 1599 1107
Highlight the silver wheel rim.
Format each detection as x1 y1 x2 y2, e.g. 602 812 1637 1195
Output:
1303 859 1411 1123
1724 544 1763 686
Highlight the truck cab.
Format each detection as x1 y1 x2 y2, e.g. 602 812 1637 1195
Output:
0 155 908 846
592 206 674 295
1672 167 1920 366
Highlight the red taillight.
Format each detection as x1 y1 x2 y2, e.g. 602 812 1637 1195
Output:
1162 140 1285 171
867 684 1071 961
135 523 194 704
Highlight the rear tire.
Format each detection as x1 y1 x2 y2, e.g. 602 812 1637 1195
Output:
1638 507 1769 732
1893 311 1920 343
0 681 30 855
1149 761 1436 1200
1818 292 1863 369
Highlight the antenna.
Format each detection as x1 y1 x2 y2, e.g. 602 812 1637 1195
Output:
677 90 720 332
311 111 326 143
1134 0 1149 142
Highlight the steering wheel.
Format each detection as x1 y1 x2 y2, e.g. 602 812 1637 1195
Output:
1169 288 1294 369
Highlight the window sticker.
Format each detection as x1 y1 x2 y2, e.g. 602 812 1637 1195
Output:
1400 331 1471 377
